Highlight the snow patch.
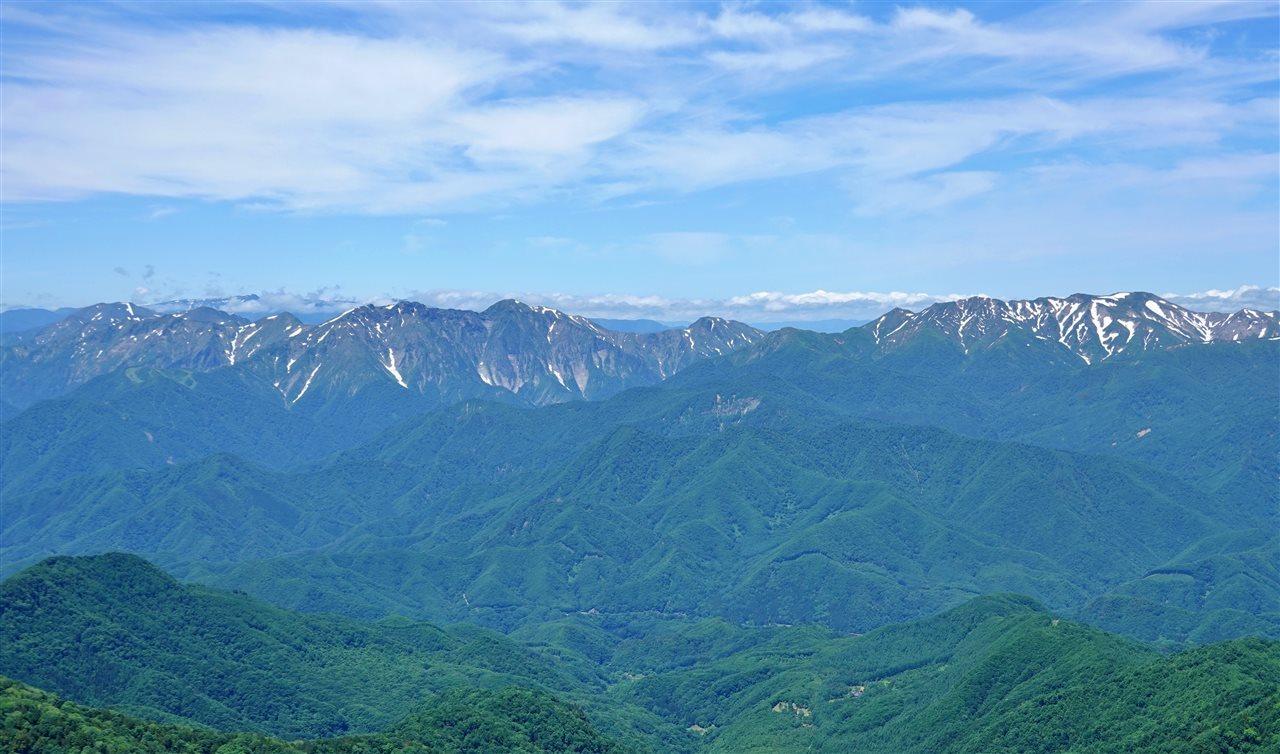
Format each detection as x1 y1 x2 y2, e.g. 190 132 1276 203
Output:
382 348 409 389
293 364 322 403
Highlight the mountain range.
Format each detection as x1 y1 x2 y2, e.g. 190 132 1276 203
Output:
869 291 1278 362
0 300 761 410
3 292 1274 413
3 291 1275 635
1 290 1276 752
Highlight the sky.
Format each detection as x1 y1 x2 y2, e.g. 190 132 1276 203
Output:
2 1 1278 322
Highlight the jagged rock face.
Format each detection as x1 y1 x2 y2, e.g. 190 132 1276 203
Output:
0 300 762 410
4 292 1270 411
0 304 308 407
251 300 762 406
868 292 1279 364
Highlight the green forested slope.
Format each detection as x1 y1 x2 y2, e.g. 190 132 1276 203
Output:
1082 530 1280 645
3 558 1276 754
613 594 1280 753
0 554 664 744
2 334 1273 650
0 676 628 754
0 365 425 494
2 415 1231 636
694 334 1279 514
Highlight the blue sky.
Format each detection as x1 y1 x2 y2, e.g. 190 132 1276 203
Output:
2 1 1278 321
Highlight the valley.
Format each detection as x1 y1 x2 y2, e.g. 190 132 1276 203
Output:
6 4 1277 749
1 293 1276 751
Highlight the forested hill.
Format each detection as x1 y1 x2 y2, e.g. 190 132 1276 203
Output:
0 677 629 754
2 293 1276 751
1 554 1277 753
3 333 1275 647
0 553 623 741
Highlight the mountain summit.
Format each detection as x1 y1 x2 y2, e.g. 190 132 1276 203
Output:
2 292 1271 410
0 299 762 409
868 292 1278 363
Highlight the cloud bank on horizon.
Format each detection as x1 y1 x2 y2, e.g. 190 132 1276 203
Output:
130 284 1280 325
2 1 1277 312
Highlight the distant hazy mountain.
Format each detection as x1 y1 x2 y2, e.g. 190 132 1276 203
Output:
589 317 678 333
6 292 1269 411
148 293 268 311
259 300 759 407
749 318 870 332
0 307 79 342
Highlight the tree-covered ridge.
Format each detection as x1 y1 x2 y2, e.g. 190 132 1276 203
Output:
696 332 1279 509
0 554 609 740
2 555 1277 753
2 411 1250 639
1082 530 1280 646
0 676 628 754
613 595 1280 753
1 300 1275 752
3 332 1272 649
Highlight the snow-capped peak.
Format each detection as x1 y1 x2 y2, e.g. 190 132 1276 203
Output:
868 292 1278 362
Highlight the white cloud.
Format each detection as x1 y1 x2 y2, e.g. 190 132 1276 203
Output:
888 6 1202 74
606 93 1266 214
1 2 1275 217
789 8 873 34
450 97 648 163
850 171 999 215
4 27 502 206
147 288 361 315
724 289 970 315
135 282 1276 325
707 45 849 73
1164 285 1280 312
484 2 700 50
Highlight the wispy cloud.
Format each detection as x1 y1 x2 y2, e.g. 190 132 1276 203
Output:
3 2 1274 216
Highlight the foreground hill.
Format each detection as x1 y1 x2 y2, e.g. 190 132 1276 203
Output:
620 594 1280 753
0 553 648 741
0 677 628 754
2 555 1275 753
